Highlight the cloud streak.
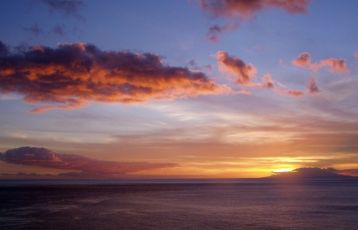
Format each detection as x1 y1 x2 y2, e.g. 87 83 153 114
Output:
0 146 176 176
200 0 310 17
293 52 348 74
40 0 85 17
200 0 310 41
0 41 227 112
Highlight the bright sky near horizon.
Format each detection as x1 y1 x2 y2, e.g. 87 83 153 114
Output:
0 0 358 178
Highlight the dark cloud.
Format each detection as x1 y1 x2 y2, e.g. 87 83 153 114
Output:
307 77 319 94
0 41 8 56
0 146 176 176
53 24 66 36
200 0 310 17
40 0 85 17
207 22 239 42
293 52 349 74
23 24 44 36
0 41 226 112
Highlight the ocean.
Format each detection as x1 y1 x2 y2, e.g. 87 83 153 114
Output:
1 179 358 230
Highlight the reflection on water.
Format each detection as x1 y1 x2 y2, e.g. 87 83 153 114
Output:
1 180 358 230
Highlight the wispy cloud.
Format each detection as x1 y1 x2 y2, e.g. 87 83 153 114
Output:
23 23 44 36
39 0 85 17
199 0 310 42
0 41 227 112
207 22 239 43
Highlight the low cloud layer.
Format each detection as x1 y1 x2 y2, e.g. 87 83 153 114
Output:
0 146 176 176
293 52 348 73
0 41 226 112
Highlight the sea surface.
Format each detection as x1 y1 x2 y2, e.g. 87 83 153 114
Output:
1 179 358 230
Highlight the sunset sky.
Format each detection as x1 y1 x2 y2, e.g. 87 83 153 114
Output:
0 0 358 178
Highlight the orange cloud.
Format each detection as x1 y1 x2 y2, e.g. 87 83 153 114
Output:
285 89 304 97
200 0 310 17
293 52 348 74
0 146 176 176
0 42 228 112
216 51 257 85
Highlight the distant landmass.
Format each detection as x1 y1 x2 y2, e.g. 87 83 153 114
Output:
268 167 357 180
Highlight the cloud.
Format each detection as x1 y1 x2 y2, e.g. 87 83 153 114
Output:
199 0 310 41
0 41 8 56
200 0 310 17
23 23 44 36
207 22 239 43
40 0 85 17
0 41 227 112
292 52 348 74
53 24 66 36
262 74 304 97
0 146 176 176
307 77 319 94
261 74 274 88
216 51 257 85
216 52 304 96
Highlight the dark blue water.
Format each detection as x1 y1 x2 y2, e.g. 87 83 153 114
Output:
1 180 358 230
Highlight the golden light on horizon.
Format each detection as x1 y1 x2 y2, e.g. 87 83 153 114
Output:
272 168 295 173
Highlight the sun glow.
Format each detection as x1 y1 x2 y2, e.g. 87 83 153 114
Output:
272 168 294 173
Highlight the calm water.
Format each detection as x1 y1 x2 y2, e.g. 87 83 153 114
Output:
1 180 358 230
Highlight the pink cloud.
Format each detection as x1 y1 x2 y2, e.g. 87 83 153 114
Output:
261 74 304 97
216 51 257 86
200 0 310 17
200 0 310 43
293 52 348 74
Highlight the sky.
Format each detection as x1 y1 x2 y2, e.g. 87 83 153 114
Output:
0 0 358 179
